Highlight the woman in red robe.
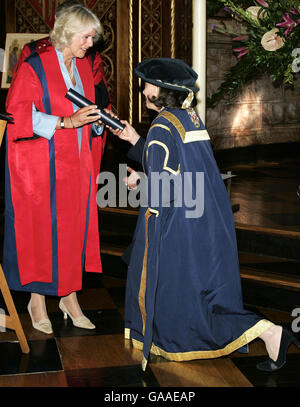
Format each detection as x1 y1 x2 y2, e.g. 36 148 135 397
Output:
4 5 103 334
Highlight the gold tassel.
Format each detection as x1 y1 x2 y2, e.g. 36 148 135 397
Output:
182 90 194 109
156 80 195 109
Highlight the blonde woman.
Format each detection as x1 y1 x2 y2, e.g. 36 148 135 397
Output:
4 5 104 333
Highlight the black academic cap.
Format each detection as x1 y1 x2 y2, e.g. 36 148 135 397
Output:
134 58 199 93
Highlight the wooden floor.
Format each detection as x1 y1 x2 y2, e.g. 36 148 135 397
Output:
0 148 300 395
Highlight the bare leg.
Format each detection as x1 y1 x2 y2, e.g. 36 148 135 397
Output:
60 291 83 319
259 325 283 361
30 293 49 322
28 293 52 334
59 291 95 329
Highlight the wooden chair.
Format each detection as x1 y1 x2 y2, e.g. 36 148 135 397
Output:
0 117 30 354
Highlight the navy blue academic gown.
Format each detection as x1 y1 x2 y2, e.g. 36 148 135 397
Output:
124 107 273 370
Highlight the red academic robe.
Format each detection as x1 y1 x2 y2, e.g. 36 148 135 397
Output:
3 44 102 296
9 37 109 183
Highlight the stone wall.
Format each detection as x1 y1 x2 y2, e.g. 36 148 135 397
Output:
206 17 300 150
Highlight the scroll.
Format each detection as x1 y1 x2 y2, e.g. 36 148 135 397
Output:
65 88 125 131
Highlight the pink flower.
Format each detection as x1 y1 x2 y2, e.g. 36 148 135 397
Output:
290 7 299 15
256 0 268 7
261 28 285 51
233 46 250 58
232 35 249 41
276 13 299 37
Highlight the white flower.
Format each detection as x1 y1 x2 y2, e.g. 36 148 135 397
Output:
246 6 266 20
261 28 285 51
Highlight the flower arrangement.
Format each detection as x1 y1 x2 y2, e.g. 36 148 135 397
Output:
207 0 300 107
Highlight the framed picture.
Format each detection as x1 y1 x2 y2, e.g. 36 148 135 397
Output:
1 33 47 89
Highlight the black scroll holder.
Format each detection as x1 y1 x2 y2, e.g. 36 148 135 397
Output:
65 88 125 131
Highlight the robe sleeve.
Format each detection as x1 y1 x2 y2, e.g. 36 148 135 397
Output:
145 125 180 211
6 61 43 142
6 44 31 93
127 136 146 164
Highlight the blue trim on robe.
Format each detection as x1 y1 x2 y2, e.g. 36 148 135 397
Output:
28 41 37 54
5 54 60 296
29 54 59 295
4 50 97 296
48 136 59 294
82 175 92 271
3 132 59 295
3 131 20 290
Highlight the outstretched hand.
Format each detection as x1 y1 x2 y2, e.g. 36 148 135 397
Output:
106 113 140 146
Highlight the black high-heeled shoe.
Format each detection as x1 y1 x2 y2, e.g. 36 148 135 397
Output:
256 327 300 372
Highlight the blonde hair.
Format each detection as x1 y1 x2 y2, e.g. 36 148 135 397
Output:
50 5 103 51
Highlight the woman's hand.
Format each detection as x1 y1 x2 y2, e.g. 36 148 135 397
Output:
108 119 140 146
68 105 100 128
123 166 140 190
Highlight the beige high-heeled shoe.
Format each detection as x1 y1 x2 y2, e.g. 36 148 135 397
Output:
59 298 95 330
27 299 53 334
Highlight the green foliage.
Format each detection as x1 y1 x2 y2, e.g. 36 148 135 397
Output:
207 0 254 17
207 0 300 107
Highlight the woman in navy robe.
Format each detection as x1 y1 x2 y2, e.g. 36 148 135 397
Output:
111 58 300 372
